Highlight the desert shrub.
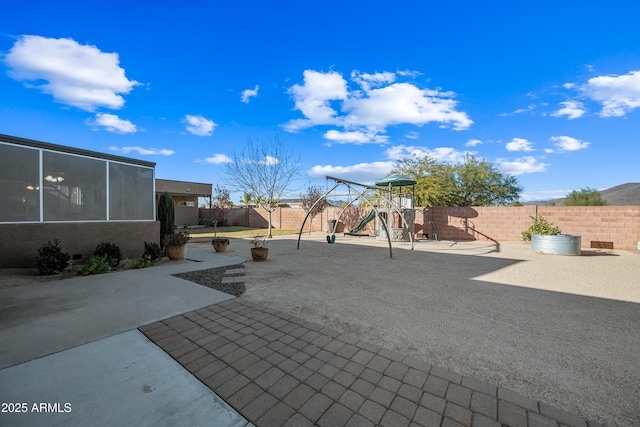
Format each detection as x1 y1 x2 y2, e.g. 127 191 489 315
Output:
143 241 164 261
94 242 121 267
521 215 562 241
35 239 71 275
79 255 110 276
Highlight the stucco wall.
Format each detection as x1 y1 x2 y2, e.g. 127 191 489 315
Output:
0 221 160 268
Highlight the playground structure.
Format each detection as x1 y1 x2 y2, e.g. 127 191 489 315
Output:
297 174 440 257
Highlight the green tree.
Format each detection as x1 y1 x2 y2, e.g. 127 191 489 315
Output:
392 154 522 207
563 187 609 206
157 192 175 246
449 155 522 206
391 155 454 206
224 136 299 238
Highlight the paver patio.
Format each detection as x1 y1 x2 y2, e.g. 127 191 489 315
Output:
140 298 601 427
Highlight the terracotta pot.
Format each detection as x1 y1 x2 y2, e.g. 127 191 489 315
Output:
165 244 187 260
212 238 230 253
251 247 269 261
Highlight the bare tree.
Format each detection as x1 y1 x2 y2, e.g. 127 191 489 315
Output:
301 185 327 234
224 136 299 238
210 185 232 238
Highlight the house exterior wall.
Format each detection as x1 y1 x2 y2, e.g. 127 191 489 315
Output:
225 205 640 251
0 221 160 268
156 179 211 227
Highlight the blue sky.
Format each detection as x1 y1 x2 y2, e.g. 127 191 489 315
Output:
2 1 639 203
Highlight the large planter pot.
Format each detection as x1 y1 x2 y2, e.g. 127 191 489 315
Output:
212 238 230 253
251 247 269 261
531 234 581 256
165 244 188 260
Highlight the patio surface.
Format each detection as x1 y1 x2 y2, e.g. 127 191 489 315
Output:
1 236 638 426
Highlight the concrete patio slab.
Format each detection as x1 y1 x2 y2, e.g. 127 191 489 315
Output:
0 329 250 427
0 249 244 368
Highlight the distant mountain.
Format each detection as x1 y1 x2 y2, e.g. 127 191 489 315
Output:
527 183 640 206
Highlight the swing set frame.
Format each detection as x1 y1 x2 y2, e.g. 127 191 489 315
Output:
296 176 415 258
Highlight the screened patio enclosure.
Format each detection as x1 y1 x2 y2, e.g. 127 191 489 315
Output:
0 134 159 268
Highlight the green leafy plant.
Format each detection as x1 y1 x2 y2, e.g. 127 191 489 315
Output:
131 255 154 269
163 232 191 247
35 239 71 275
78 255 110 276
94 242 122 268
521 215 562 241
143 241 163 261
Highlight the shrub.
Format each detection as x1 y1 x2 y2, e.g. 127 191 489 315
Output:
158 192 175 246
94 242 121 267
79 255 110 276
163 232 191 247
131 255 154 269
521 215 562 241
143 241 163 261
35 239 71 275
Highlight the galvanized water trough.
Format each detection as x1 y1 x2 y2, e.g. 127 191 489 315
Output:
531 234 582 256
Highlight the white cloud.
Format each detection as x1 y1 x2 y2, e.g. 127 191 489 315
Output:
184 114 217 136
497 156 548 175
308 161 394 183
263 155 279 165
284 69 472 142
284 70 348 131
324 130 388 145
505 137 534 152
465 138 482 147
550 135 589 151
87 113 137 133
241 85 259 103
385 145 470 163
582 70 640 117
4 35 139 111
342 82 472 131
551 101 586 119
351 70 396 91
109 146 174 156
500 104 536 116
405 131 419 140
202 154 232 164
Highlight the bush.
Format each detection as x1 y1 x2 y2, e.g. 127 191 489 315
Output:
132 254 159 269
143 241 163 261
521 215 562 241
94 242 122 267
79 255 110 276
35 239 71 275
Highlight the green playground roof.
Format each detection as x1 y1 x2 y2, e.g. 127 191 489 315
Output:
375 174 417 186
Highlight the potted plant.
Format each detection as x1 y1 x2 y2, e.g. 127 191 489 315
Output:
522 215 581 256
210 185 231 253
163 231 191 260
249 234 269 261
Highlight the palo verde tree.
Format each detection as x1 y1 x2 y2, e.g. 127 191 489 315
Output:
301 185 327 234
224 136 299 238
391 154 455 206
563 187 609 206
391 154 522 206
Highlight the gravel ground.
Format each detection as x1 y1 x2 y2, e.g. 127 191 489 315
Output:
174 264 246 297
241 233 640 427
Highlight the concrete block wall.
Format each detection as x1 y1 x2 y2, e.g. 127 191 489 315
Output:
225 206 640 251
